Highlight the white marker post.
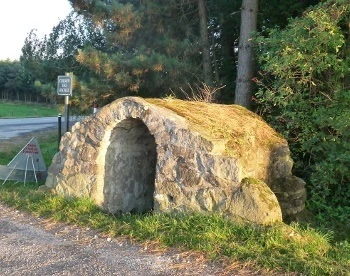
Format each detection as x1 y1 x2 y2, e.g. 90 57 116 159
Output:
57 73 73 133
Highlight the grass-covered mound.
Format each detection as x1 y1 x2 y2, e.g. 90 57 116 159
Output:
147 98 288 181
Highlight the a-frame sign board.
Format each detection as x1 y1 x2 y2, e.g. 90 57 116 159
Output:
2 137 47 185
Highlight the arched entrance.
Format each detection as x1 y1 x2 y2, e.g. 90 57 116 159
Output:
104 118 157 214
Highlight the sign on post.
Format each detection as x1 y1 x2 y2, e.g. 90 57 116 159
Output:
57 75 72 96
57 73 73 133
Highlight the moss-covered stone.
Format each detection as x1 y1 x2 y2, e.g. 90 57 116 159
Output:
227 178 282 224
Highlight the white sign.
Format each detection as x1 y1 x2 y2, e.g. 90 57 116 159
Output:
7 137 47 172
57 75 72 96
0 165 47 182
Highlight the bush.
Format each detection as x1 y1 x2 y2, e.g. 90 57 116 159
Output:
255 0 350 223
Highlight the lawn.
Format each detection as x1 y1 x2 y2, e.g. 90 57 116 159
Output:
0 102 60 118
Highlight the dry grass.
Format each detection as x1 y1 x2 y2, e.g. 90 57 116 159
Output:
147 99 285 153
147 98 287 180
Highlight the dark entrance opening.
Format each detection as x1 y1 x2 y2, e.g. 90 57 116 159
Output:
104 118 157 214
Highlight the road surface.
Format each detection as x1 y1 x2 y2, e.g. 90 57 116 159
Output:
0 117 58 139
0 117 82 139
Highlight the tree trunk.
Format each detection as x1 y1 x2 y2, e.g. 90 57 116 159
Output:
234 0 258 109
211 31 220 84
197 0 212 85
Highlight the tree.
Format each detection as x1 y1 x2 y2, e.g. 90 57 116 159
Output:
64 0 321 105
0 60 21 100
67 0 207 101
234 0 259 109
13 0 321 105
19 12 106 106
197 0 213 85
202 0 321 103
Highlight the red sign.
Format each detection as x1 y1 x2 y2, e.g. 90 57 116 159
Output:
7 137 46 172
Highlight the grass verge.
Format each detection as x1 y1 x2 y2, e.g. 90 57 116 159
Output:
0 102 59 118
0 132 349 275
0 183 349 275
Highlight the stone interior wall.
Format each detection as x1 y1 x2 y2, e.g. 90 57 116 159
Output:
104 118 157 214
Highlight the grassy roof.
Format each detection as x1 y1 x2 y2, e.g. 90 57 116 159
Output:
146 98 286 169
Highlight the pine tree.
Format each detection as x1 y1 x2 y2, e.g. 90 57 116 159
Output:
68 0 208 101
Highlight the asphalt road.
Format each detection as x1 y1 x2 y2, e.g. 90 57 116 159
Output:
0 116 83 139
0 117 58 139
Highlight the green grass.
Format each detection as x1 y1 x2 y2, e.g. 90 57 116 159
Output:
0 102 60 118
37 134 59 167
0 133 349 275
0 184 349 275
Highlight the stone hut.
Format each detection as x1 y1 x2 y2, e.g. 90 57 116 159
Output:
45 97 306 224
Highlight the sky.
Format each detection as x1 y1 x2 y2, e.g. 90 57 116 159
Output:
0 0 73 61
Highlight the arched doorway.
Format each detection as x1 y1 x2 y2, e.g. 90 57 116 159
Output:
104 118 157 214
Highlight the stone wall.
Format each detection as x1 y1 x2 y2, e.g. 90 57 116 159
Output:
45 97 306 224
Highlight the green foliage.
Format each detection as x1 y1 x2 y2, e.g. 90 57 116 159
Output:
255 0 350 222
0 60 22 100
67 0 322 104
1 0 321 106
19 12 105 108
68 0 204 103
199 0 321 102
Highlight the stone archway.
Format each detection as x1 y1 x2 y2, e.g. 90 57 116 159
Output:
103 118 157 214
45 97 306 224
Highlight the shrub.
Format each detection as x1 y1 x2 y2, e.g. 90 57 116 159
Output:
255 0 350 223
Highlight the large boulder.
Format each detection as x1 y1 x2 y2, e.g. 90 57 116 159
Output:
45 97 306 224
